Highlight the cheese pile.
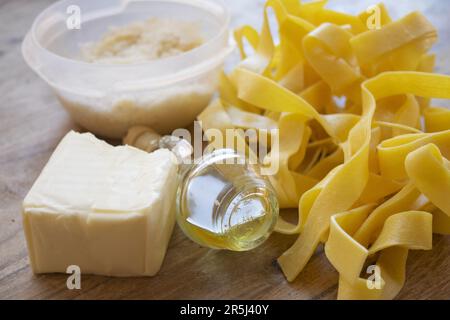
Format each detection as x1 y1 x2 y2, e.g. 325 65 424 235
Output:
83 18 203 64
198 0 450 299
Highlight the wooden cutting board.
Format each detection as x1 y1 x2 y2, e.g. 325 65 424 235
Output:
1 0 449 300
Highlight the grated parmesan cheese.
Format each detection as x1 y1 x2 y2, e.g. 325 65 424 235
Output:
83 18 204 64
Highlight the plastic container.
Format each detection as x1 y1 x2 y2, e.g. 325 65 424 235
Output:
22 0 232 138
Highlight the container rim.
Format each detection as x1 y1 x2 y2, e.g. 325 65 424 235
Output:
25 0 231 70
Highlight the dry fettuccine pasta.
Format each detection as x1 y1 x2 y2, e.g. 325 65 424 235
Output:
198 0 450 299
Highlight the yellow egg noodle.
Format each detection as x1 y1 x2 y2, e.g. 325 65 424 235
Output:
198 0 450 299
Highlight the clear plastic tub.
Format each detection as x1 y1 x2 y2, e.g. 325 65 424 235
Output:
22 0 232 138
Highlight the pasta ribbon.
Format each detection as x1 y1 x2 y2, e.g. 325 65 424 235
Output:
424 107 450 132
198 0 450 299
405 144 450 215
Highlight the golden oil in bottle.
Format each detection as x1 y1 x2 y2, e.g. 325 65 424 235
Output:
176 149 279 251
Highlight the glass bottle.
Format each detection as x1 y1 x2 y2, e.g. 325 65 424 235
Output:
176 148 279 251
125 128 279 251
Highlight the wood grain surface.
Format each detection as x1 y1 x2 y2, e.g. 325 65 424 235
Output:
0 0 449 300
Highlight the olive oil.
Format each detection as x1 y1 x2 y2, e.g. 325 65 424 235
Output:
176 149 279 251
124 130 279 251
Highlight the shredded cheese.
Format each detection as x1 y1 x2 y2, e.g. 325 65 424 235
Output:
83 18 203 64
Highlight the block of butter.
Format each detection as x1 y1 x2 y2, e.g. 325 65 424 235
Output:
22 131 178 277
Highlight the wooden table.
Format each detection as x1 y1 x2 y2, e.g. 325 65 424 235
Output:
1 0 449 300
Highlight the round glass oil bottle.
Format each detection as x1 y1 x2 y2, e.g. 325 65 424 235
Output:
176 149 279 251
